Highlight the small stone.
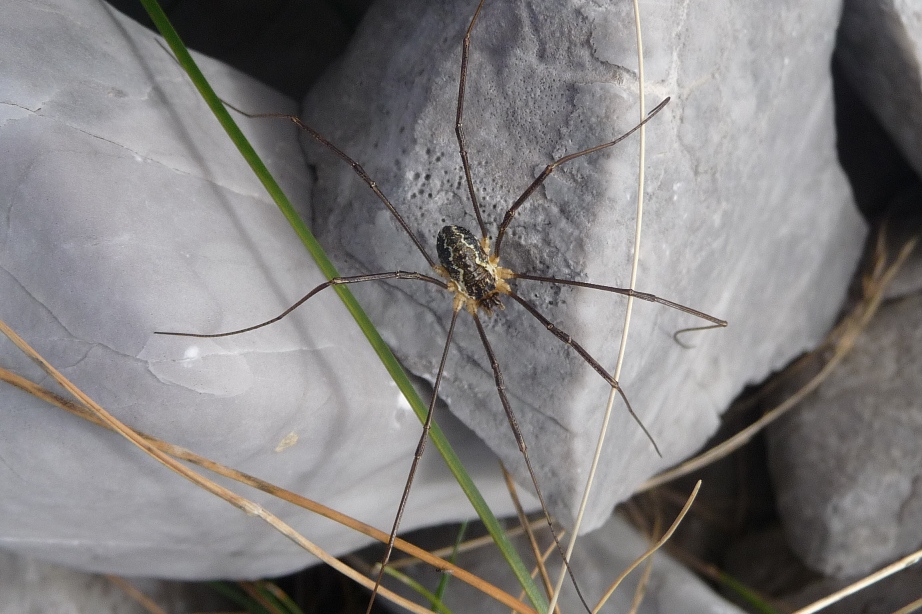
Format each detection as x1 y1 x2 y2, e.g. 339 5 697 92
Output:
0 0 520 578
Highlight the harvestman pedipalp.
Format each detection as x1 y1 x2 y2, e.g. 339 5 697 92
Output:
156 0 727 610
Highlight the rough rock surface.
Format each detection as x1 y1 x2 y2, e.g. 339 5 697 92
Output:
0 0 523 578
0 550 228 614
775 0 922 584
1 0 871 585
303 0 865 531
768 292 922 577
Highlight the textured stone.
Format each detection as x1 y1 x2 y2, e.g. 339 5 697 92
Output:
0 0 868 584
0 550 227 614
768 293 922 577
303 0 865 531
0 0 521 579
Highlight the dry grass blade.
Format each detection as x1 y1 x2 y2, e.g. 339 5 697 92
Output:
0 365 536 614
893 595 922 614
0 319 534 614
514 530 563 614
550 0 651 610
374 566 454 614
639 232 919 492
626 508 662 614
791 546 922 614
627 556 654 614
501 464 558 610
592 481 701 613
105 576 169 614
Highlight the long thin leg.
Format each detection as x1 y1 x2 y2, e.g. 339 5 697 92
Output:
494 97 671 257
507 291 661 457
455 0 489 239
222 101 437 270
472 314 593 614
672 323 727 348
513 273 727 349
512 273 728 327
365 307 462 614
154 271 447 338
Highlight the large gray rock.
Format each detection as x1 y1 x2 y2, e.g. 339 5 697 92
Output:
0 0 867 585
0 0 521 579
778 0 922 583
0 550 228 614
768 292 922 578
303 0 865 531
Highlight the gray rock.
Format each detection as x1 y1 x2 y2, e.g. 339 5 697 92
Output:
0 0 867 585
303 0 865 531
768 292 922 577
0 550 228 614
837 0 922 180
400 515 747 614
0 0 521 578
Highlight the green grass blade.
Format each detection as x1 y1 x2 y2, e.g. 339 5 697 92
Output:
206 581 270 614
382 566 454 614
136 2 547 611
249 581 304 614
713 571 782 614
433 520 469 605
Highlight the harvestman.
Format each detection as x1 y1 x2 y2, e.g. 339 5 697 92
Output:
157 0 727 610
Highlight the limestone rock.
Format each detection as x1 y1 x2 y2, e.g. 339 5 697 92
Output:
0 550 227 614
768 293 922 577
0 0 518 579
303 0 865 531
0 0 869 583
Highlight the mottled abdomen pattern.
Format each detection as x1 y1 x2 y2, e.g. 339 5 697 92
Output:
436 225 497 300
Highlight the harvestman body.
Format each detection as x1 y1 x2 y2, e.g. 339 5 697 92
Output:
158 0 727 610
